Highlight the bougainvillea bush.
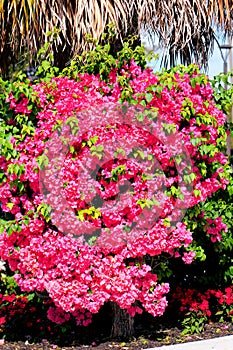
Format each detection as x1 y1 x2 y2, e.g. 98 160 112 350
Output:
0 41 232 338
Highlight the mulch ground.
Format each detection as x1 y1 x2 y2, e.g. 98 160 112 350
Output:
1 322 233 350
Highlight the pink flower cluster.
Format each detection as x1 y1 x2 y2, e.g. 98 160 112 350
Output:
205 217 228 243
47 306 71 325
0 60 230 323
6 92 31 115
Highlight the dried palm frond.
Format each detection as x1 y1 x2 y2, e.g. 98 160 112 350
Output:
0 0 136 75
70 0 135 53
207 0 233 31
139 0 232 68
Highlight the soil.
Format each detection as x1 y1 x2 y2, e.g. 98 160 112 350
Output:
1 321 233 350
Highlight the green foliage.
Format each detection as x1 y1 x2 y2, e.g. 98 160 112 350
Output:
181 310 207 335
62 31 157 80
0 263 19 295
211 72 233 115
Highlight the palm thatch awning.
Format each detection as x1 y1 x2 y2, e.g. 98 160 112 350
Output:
0 0 232 73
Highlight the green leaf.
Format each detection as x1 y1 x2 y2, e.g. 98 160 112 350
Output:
145 92 153 103
140 99 146 106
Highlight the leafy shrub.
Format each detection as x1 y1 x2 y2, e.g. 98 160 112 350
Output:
0 39 233 339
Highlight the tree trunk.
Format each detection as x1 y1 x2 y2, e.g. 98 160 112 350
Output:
110 302 134 340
